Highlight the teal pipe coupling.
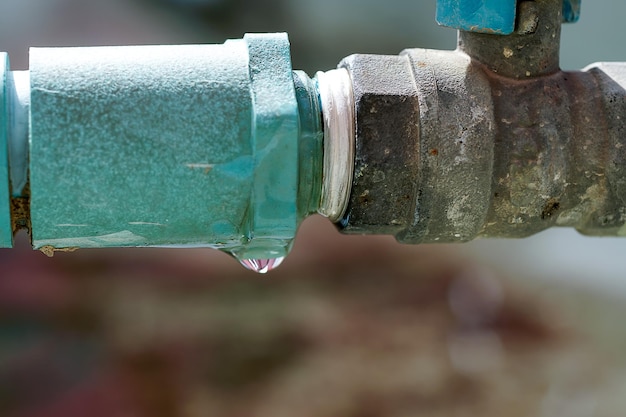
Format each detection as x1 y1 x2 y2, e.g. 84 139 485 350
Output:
0 33 356 273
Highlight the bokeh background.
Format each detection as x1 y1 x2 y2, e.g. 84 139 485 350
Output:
2 0 626 416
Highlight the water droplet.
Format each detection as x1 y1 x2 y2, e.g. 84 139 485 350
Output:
238 257 284 274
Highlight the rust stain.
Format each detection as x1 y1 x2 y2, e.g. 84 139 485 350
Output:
185 163 214 174
358 190 372 205
11 183 31 234
541 198 560 220
39 245 79 257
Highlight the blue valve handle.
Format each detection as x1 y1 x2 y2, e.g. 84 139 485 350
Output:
562 0 581 23
436 0 581 34
436 0 518 35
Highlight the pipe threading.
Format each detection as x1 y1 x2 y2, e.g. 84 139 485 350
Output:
316 68 355 222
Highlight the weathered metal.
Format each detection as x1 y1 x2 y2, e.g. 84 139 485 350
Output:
337 53 422 236
339 0 626 242
458 0 561 79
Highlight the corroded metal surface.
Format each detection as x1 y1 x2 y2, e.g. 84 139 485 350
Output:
482 69 616 237
401 48 495 243
458 0 562 79
338 54 421 236
339 0 626 243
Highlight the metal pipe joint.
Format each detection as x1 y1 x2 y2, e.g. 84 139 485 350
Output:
2 0 626 272
338 0 626 243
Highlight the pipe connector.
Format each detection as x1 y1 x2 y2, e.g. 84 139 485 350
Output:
0 33 360 272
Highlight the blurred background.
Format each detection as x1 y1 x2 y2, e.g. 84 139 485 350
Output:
2 0 626 416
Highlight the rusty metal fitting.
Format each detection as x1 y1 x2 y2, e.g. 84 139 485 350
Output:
337 0 626 242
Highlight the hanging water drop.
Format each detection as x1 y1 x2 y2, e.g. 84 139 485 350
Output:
238 257 285 274
228 241 292 273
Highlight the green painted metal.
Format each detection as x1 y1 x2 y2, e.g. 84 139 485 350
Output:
29 33 321 258
230 34 301 261
0 53 12 247
436 0 517 35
